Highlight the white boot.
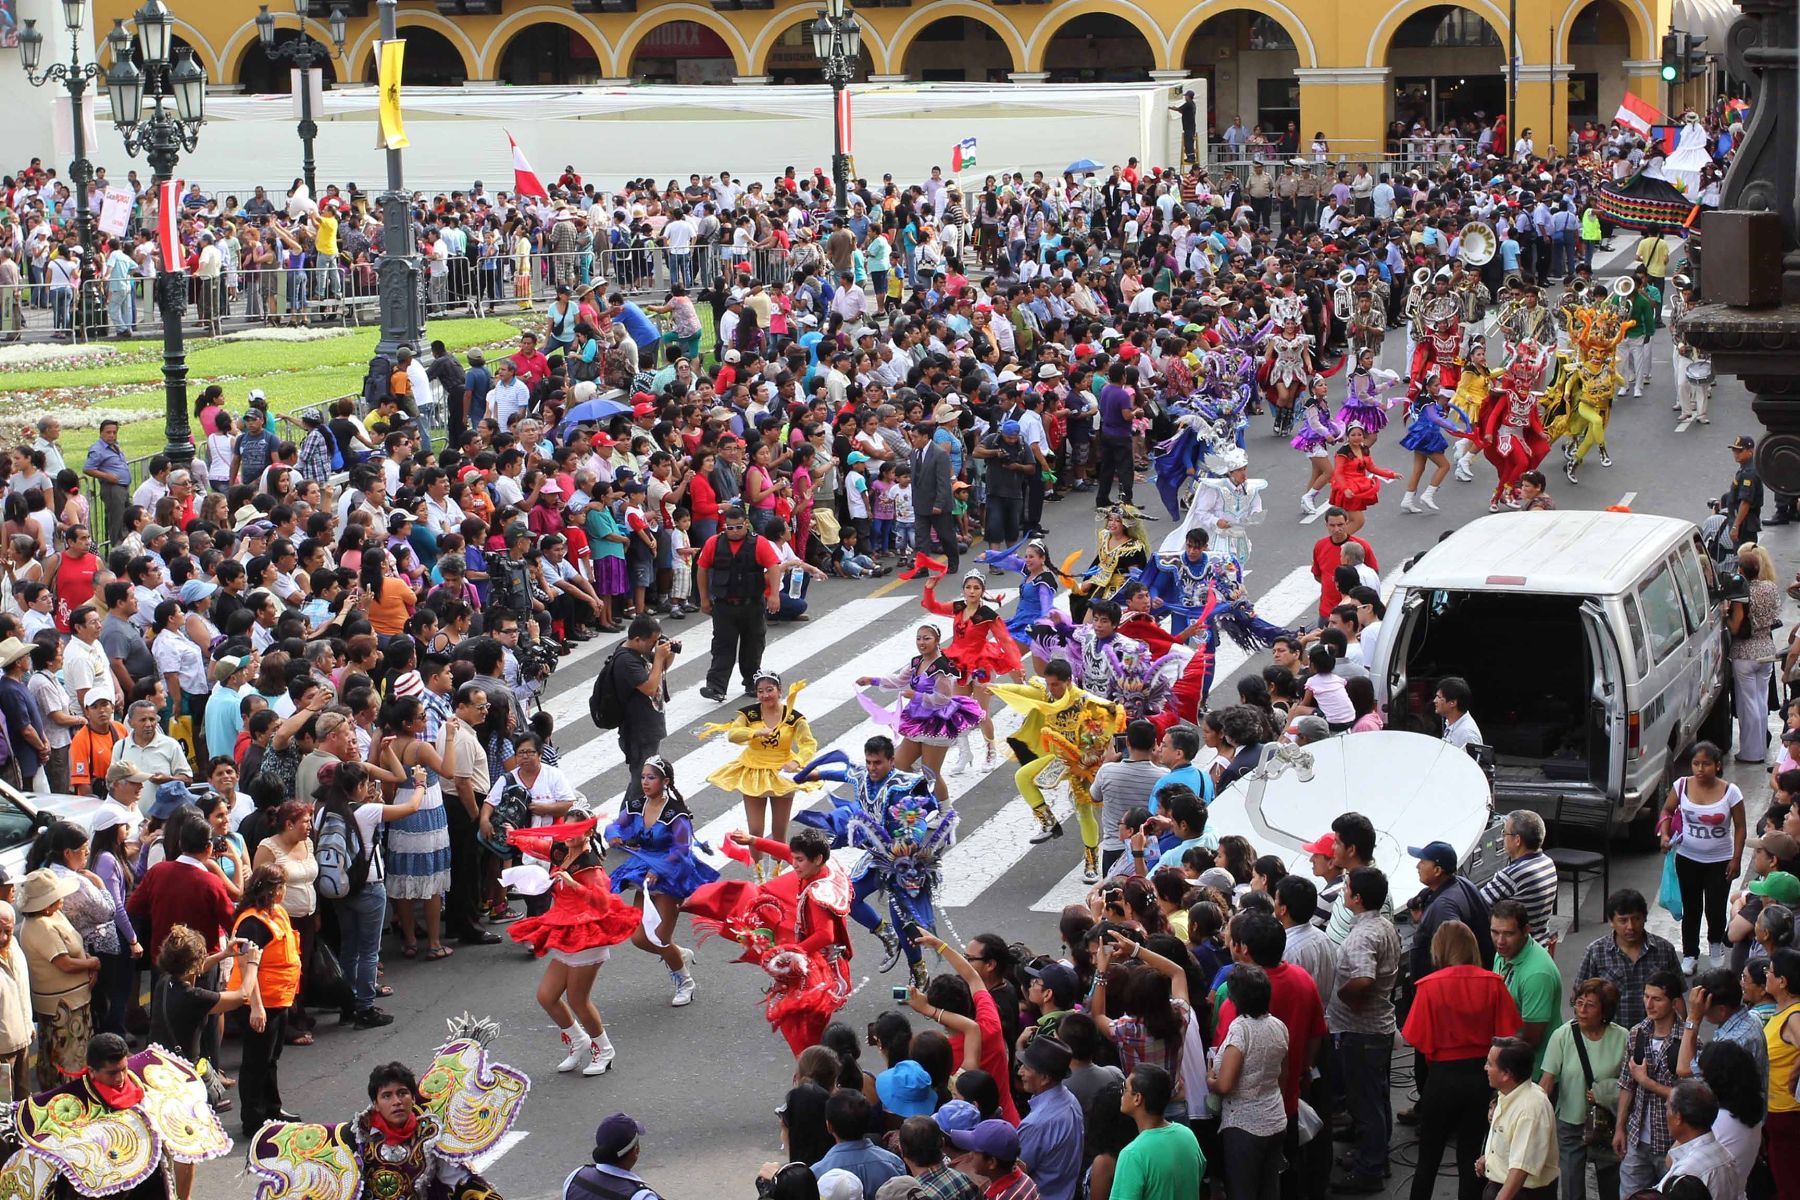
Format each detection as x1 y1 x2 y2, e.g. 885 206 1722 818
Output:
556 1025 589 1073
1419 487 1440 512
1300 489 1318 515
583 1033 617 1076
951 737 973 775
1400 491 1420 513
671 948 696 1007
1454 450 1474 483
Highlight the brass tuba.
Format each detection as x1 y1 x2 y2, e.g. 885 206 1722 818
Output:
1459 220 1497 266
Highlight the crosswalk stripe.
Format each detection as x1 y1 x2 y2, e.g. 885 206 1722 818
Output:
554 595 917 790
938 790 1078 909
1206 564 1318 698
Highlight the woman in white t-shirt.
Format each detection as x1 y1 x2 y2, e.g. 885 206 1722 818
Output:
1660 740 1746 972
486 732 578 830
1208 962 1290 1200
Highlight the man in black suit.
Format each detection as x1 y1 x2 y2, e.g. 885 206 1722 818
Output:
908 423 958 572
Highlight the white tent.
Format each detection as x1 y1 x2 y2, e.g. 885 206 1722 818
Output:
152 81 1190 195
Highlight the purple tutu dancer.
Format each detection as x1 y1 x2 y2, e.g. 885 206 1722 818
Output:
1339 363 1407 437
858 655 986 747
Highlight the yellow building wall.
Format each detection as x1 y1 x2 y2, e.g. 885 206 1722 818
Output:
91 0 1673 162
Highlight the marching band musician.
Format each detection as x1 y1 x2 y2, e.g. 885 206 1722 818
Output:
1669 275 1713 426
1498 282 1555 353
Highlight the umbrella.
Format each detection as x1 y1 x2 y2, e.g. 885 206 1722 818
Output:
558 391 629 434
1065 158 1102 175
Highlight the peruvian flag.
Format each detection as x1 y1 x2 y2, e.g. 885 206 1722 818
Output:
157 178 184 272
507 131 549 200
1613 92 1666 137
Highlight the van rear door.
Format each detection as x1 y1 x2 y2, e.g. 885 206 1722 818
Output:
1380 588 1429 724
1581 600 1626 797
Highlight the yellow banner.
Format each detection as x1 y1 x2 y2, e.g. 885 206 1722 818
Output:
376 40 409 150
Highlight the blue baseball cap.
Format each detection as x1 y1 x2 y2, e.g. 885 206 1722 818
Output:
933 1100 980 1133
1000 420 1022 437
1407 841 1459 872
946 1118 1020 1161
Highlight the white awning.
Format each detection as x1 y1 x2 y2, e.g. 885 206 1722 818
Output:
1672 0 1739 61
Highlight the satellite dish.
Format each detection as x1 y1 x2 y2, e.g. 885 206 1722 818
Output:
1206 732 1496 885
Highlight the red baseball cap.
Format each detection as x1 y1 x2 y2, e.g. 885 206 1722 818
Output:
1301 832 1338 857
632 403 655 417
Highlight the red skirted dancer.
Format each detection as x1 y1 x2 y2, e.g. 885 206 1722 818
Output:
506 817 641 1077
683 827 854 1054
1327 425 1399 537
921 565 1021 764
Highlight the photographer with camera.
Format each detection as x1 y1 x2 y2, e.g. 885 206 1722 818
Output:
597 616 677 810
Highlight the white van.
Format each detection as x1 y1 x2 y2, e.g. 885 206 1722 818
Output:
1369 511 1730 834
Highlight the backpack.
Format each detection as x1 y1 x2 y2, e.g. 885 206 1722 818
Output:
590 649 626 730
315 809 373 900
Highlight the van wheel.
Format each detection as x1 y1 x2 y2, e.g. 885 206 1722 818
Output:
1697 685 1732 749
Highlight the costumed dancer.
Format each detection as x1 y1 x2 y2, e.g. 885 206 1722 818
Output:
604 756 715 1007
1478 339 1554 510
1161 445 1267 569
1397 374 1477 514
1339 348 1408 445
247 1017 528 1200
1327 425 1399 537
1031 599 1151 708
684 827 854 1055
1552 303 1632 484
979 537 1062 659
1151 409 1232 521
1097 585 1193 727
0 1034 231 1200
505 817 640 1077
791 739 955 990
990 660 1126 883
1443 341 1496 483
920 568 1021 764
698 672 823 871
1259 295 1314 436
855 625 987 793
1408 282 1466 408
1292 374 1346 517
1071 504 1152 622
1140 526 1288 711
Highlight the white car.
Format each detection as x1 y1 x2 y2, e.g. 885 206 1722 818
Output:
0 780 112 881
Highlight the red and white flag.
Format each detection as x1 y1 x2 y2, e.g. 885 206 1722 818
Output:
157 178 184 272
507 131 548 200
1613 92 1666 137
836 89 853 156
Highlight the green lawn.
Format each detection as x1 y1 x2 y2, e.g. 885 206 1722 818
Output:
0 317 529 463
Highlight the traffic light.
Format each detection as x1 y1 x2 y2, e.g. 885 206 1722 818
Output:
1661 31 1681 82
1684 33 1709 80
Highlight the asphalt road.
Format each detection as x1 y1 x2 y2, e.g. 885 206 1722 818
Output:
189 241 1794 1200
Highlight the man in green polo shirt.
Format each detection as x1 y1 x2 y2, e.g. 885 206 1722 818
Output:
1492 898 1563 1071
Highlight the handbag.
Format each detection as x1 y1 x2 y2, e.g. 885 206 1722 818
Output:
1568 1020 1618 1152
302 936 351 1010
1659 850 1685 922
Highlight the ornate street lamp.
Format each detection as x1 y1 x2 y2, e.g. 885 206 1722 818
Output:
19 0 108 337
809 0 861 218
254 0 347 196
109 0 207 468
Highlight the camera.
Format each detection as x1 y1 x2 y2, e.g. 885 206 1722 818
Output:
659 636 683 655
891 986 908 1002
211 835 227 855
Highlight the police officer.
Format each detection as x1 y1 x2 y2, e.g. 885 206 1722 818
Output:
1727 435 1765 547
694 505 782 704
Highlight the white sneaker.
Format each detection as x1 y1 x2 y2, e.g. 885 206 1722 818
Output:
1709 942 1728 967
1633 387 1643 397
556 1032 585 1073
1680 955 1698 975
671 971 696 1007
583 1038 616 1076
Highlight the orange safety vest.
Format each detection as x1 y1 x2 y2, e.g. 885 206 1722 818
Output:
229 905 300 1010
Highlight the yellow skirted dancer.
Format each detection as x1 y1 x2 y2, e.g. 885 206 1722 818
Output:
700 672 821 869
991 661 1125 884
1443 344 1494 484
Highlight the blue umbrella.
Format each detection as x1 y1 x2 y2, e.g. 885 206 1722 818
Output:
1065 158 1102 174
559 392 630 435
